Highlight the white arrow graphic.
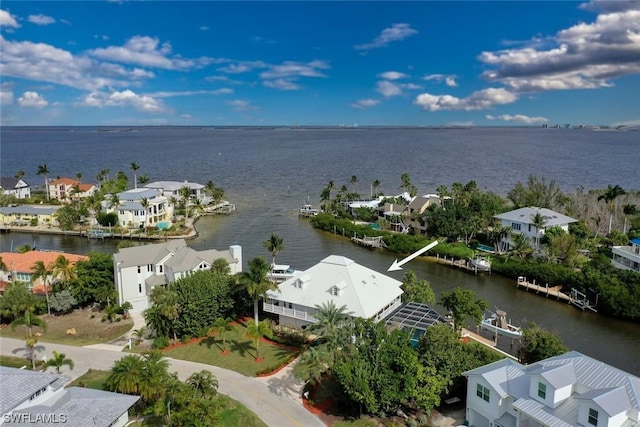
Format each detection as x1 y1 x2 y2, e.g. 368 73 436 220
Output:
387 240 438 272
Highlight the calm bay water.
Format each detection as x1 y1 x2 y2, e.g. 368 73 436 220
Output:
1 126 639 374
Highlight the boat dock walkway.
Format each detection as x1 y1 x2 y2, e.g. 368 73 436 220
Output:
460 328 518 361
516 277 597 312
436 254 491 275
351 235 387 249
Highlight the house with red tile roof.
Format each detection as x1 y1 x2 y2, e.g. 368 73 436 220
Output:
0 251 88 294
48 178 97 203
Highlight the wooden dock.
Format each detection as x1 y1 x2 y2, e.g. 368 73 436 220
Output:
515 277 597 312
436 254 491 275
351 235 387 249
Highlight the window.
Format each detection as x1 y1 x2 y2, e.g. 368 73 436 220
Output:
511 222 522 231
137 266 141 274
476 384 490 402
537 382 546 399
158 265 163 273
588 408 598 426
147 264 153 272
331 287 339 296
138 284 142 293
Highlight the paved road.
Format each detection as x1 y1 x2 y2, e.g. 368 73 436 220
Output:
0 337 324 427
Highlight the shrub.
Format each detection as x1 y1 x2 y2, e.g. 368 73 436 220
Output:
153 336 170 349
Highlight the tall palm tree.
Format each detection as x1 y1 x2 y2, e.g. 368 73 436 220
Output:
262 233 285 267
140 197 150 228
179 186 191 220
530 211 547 251
147 286 180 339
140 350 171 403
96 168 110 186
308 301 353 363
11 309 47 369
106 354 146 395
211 258 231 276
371 179 381 198
209 317 234 353
36 164 50 201
239 257 278 324
598 185 626 234
44 350 74 373
349 175 358 194
52 255 77 287
245 319 272 361
138 174 150 186
186 370 219 399
130 162 140 189
31 260 53 315
622 204 638 234
293 346 331 386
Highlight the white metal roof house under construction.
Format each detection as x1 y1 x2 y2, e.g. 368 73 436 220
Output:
263 255 403 328
463 351 640 427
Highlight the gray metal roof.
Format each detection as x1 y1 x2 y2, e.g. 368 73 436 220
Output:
513 397 576 427
575 386 632 416
145 181 204 191
494 207 577 227
114 239 187 267
116 188 161 201
0 367 67 414
0 205 60 215
530 363 577 389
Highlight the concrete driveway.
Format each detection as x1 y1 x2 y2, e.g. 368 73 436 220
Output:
0 337 324 427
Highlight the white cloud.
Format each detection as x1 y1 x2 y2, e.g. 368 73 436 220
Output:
378 71 409 80
79 89 167 113
486 113 549 124
414 88 518 111
260 60 329 79
226 99 259 112
355 23 418 51
423 73 458 87
0 82 14 105
351 98 380 109
218 63 253 74
376 80 421 97
147 89 233 98
17 91 49 108
263 79 301 90
479 8 640 92
445 76 458 87
28 14 56 26
0 10 20 28
89 35 214 70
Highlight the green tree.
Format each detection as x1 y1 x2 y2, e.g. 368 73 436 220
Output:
44 350 74 373
146 286 180 339
371 179 381 198
36 164 50 201
139 350 172 403
68 252 116 306
186 370 219 399
238 257 278 324
130 162 140 189
308 301 352 364
530 211 547 251
401 270 436 304
179 186 191 220
56 205 83 231
209 317 234 353
106 354 146 395
0 282 39 322
622 204 638 234
518 322 568 364
245 319 272 361
49 289 77 313
507 175 566 209
31 260 53 315
52 255 77 287
140 197 150 228
510 233 533 260
211 258 231 276
16 244 33 253
597 184 626 234
440 287 488 333
262 233 285 266
138 173 150 186
293 346 332 386
11 309 47 369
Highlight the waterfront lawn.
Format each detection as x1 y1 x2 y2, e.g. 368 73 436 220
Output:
163 322 299 377
0 308 133 346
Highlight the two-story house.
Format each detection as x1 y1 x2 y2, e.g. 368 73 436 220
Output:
48 178 97 203
144 181 209 204
106 188 173 229
0 366 138 427
263 255 403 328
113 239 242 313
493 207 578 250
611 237 640 272
404 194 442 235
0 177 31 199
463 351 640 427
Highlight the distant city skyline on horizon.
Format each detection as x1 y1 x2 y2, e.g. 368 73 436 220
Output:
1 1 639 127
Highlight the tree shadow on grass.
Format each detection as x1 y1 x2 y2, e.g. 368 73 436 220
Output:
199 336 223 352
229 339 255 359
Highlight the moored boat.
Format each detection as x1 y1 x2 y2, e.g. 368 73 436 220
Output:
268 264 302 283
299 204 319 216
480 309 522 339
469 255 491 272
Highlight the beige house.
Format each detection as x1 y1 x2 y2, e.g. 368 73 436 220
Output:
48 178 97 202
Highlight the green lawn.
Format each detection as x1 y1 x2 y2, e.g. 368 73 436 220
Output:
0 355 43 370
162 322 299 377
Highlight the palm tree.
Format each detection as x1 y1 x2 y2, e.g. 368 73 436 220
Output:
52 255 77 287
132 327 147 345
31 260 53 315
140 197 150 228
36 164 50 201
15 170 25 180
598 185 626 234
44 350 74 373
293 346 331 385
106 354 146 394
209 317 234 353
17 244 33 254
179 186 191 220
262 233 285 267
308 301 353 363
530 211 547 251
349 175 358 193
371 179 381 198
139 350 171 403
239 257 278 324
96 168 110 186
138 174 150 186
147 286 180 339
211 258 231 276
510 233 533 260
245 319 272 361
622 204 638 234
130 162 140 189
11 309 47 369
186 370 218 399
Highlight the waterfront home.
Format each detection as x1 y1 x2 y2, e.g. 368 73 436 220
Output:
493 207 578 249
48 177 97 203
113 240 242 313
263 255 403 328
0 205 60 228
144 180 209 204
611 237 640 272
104 188 173 229
0 177 31 199
0 366 139 427
404 194 442 235
463 351 640 427
0 251 88 294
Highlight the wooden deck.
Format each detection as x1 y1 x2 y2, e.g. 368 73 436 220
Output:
515 277 597 312
436 254 491 275
351 235 387 249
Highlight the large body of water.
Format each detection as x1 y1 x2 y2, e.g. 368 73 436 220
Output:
2 127 639 375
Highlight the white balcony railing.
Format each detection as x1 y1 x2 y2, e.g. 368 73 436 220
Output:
263 302 317 323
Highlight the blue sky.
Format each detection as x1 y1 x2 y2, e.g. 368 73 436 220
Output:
1 1 639 127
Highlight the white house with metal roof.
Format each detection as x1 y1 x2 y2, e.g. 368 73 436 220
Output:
144 180 209 204
463 351 640 427
263 255 403 328
0 177 31 199
493 207 578 249
113 239 242 313
105 188 173 229
611 237 640 273
0 366 138 427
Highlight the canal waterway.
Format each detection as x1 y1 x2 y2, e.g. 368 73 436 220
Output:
2 126 639 374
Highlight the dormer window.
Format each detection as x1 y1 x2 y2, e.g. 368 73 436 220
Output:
538 382 546 399
331 287 339 296
588 408 598 426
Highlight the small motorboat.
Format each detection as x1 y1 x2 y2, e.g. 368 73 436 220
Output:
480 309 522 339
469 255 491 272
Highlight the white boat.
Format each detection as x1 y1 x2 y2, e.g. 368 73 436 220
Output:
299 204 319 216
480 310 522 339
268 264 302 283
469 255 491 272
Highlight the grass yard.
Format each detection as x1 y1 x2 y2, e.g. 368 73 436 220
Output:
162 322 299 377
0 308 133 346
0 355 44 370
